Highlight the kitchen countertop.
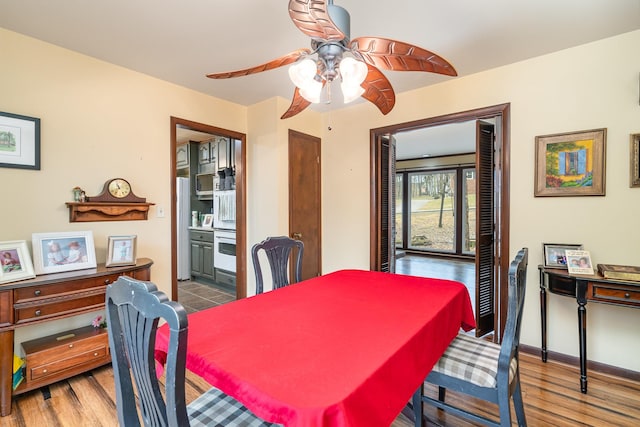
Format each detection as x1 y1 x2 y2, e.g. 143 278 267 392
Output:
189 226 214 231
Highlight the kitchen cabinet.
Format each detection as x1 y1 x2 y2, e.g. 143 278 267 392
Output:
198 141 211 165
215 136 235 171
190 230 214 282
176 143 190 169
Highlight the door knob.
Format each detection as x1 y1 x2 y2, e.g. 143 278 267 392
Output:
292 232 303 240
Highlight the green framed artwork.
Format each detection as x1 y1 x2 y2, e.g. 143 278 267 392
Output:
534 128 606 197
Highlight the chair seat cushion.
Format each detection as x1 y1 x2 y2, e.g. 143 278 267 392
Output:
431 333 517 388
188 387 281 426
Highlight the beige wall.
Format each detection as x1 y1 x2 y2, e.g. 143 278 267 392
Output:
2 26 639 371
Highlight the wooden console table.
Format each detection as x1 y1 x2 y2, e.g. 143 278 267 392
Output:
0 258 153 416
539 265 640 393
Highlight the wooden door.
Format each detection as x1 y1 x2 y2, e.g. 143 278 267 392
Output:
475 121 496 337
289 129 321 280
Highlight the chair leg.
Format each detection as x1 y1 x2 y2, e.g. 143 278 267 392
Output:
412 384 424 427
438 386 446 402
512 379 527 426
497 386 512 427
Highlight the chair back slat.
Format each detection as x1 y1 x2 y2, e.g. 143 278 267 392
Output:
106 276 189 427
251 236 304 294
498 248 528 378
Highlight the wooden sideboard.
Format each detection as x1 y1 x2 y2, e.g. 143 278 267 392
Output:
539 265 640 393
0 258 153 416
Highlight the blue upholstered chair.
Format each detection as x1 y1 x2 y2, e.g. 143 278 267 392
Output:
412 247 529 427
105 276 277 426
251 236 304 294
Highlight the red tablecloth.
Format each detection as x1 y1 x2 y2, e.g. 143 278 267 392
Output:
155 269 475 427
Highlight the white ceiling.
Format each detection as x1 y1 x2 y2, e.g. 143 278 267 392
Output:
2 1 639 158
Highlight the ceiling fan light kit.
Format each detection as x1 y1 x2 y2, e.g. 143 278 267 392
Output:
206 0 457 119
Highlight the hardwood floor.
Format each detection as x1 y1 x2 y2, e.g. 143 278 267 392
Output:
396 254 476 311
4 352 640 426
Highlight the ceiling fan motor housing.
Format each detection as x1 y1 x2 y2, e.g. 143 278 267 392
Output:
327 3 350 41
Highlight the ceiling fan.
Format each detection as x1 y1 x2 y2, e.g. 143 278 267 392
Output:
206 0 457 119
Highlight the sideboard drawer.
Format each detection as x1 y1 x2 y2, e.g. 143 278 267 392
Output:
588 282 640 307
22 326 110 383
14 290 106 324
14 278 97 303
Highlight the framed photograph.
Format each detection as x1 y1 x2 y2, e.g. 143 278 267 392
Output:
106 235 137 267
566 250 595 275
630 133 640 188
32 231 97 275
0 111 41 170
543 243 583 269
534 128 606 197
202 214 213 228
0 240 36 284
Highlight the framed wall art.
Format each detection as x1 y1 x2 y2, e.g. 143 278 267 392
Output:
543 243 583 269
0 111 41 170
534 128 606 197
32 231 97 275
630 133 640 188
106 235 137 267
0 240 36 284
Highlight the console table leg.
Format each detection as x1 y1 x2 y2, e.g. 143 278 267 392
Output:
540 284 548 363
578 301 588 393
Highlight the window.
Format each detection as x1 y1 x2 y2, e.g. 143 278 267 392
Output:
396 167 476 256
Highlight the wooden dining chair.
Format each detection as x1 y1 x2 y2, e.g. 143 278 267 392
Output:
105 276 277 426
412 247 529 427
251 235 304 294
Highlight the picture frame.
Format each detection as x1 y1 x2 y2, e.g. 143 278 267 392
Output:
566 250 594 275
630 133 640 188
106 235 137 267
0 111 41 170
31 231 97 275
0 240 36 284
543 243 583 269
202 214 213 228
534 128 606 197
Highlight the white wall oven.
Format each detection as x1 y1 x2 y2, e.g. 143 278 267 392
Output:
214 230 236 273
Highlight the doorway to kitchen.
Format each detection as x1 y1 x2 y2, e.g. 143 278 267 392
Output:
170 117 247 307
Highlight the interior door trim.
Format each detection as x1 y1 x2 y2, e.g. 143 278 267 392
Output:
170 116 247 301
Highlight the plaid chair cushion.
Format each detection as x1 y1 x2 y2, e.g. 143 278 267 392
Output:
431 333 517 388
188 387 281 427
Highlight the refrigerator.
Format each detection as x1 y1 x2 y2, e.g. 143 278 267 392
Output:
176 177 191 280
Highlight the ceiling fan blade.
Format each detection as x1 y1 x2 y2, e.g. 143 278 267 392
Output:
350 37 457 76
206 48 310 79
281 87 312 119
288 0 344 41
360 64 396 115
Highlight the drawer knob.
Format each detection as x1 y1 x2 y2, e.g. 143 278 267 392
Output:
68 344 74 348
104 279 111 284
43 369 47 373
94 352 98 356
35 309 41 316
625 293 631 299
34 290 41 296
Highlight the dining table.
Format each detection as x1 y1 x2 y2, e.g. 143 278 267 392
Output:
154 269 475 427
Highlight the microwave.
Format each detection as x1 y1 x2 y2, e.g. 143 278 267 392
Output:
195 173 215 198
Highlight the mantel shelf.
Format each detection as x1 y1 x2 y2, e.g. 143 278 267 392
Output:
65 202 154 222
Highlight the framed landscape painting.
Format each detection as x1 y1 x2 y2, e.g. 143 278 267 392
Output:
535 128 606 197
